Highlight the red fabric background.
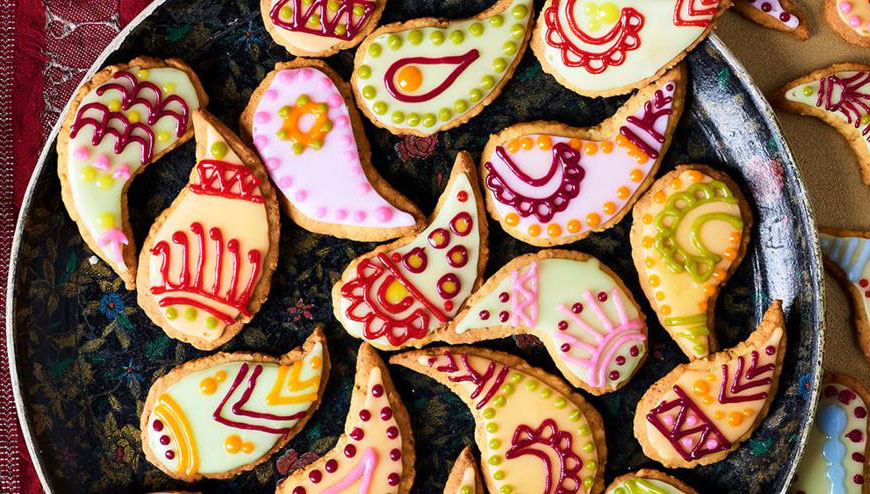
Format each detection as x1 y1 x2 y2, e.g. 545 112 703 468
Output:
7 1 153 492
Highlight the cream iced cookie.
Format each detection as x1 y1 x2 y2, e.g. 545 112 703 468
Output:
392 346 607 494
137 111 281 350
332 152 489 350
57 57 207 289
261 0 386 56
634 301 785 468
480 66 686 246
605 469 697 494
141 329 329 481
733 0 809 40
443 447 483 494
444 250 648 395
350 0 534 136
825 0 870 46
275 343 416 494
630 165 752 360
774 64 870 185
790 373 870 494
819 228 870 365
241 59 424 241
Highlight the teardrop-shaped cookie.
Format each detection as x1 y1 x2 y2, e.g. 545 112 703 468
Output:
443 447 484 494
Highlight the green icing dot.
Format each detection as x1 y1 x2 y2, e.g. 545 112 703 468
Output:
358 65 372 79
312 103 328 114
578 424 591 436
500 486 513 494
373 102 388 115
310 139 323 150
481 75 496 89
586 460 597 471
277 129 289 140
406 113 421 126
693 343 706 354
469 22 484 36
279 6 292 19
569 409 581 422
210 141 228 159
165 308 177 320
450 30 465 44
439 108 453 121
583 478 594 489
296 94 310 106
387 35 402 50
511 23 525 39
205 317 218 329
184 307 197 321
540 388 551 399
509 373 523 384
391 112 405 124
489 438 501 449
483 407 496 419
525 379 538 391
327 0 339 11
431 31 445 45
486 422 498 433
489 14 504 26
512 4 529 18
277 105 291 118
862 115 870 125
335 24 347 35
500 383 514 395
502 41 517 56
362 86 376 99
469 88 483 102
554 398 567 409
353 4 364 15
802 85 813 97
460 487 472 494
422 114 437 127
493 57 508 72
454 99 468 113
613 488 626 494
408 30 423 44
368 43 382 57
488 455 502 466
493 395 506 407
493 471 505 481
582 441 595 453
293 143 305 155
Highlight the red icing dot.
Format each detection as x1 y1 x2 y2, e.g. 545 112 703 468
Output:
616 356 626 366
325 459 338 473
609 370 620 381
854 452 866 462
499 311 510 323
152 420 164 432
372 384 384 397
499 292 510 303
857 407 867 419
840 389 857 405
847 429 864 442
359 409 371 421
572 303 583 313
345 444 357 458
855 474 865 485
765 345 775 356
159 435 170 446
350 427 365 441
165 450 175 460
390 448 402 461
597 291 608 302
444 301 454 312
293 487 307 494
761 2 771 11
779 12 790 21
558 320 568 330
386 426 399 439
457 190 468 202
629 346 640 357
309 470 322 483
825 385 838 397
387 473 401 486
390 252 401 263
861 279 869 288
561 343 571 352
479 310 490 320
864 290 870 298
381 406 393 420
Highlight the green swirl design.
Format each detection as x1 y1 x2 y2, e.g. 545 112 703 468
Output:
608 478 680 494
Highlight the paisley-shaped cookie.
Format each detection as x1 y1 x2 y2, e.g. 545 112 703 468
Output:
732 0 809 40
392 347 607 494
825 0 870 46
605 469 697 494
58 57 207 288
141 329 329 481
332 152 489 350
531 0 730 96
275 343 416 494
444 250 648 395
790 373 870 494
630 165 752 360
443 447 484 494
261 0 386 56
774 64 870 185
137 111 281 350
819 228 870 365
241 59 424 241
634 301 785 468
480 66 686 245
350 0 534 136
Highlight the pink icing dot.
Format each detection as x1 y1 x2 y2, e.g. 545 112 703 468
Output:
663 415 675 426
295 190 309 202
300 68 314 80
357 182 372 194
254 135 269 151
278 176 293 189
705 439 719 449
344 150 359 163
350 166 364 177
264 89 279 101
341 134 354 147
94 154 111 171
336 115 350 128
335 209 348 220
265 158 281 170
685 415 698 427
318 76 332 89
841 1 853 12
850 15 862 26
278 70 298 83
375 206 394 223
354 210 367 222
328 93 343 108
681 438 694 448
73 146 90 161
254 112 271 124
315 207 328 218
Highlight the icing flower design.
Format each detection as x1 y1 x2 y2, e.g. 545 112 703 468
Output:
506 419 583 494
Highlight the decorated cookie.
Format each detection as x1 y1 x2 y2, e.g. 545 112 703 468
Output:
444 250 648 395
261 0 386 56
818 228 870 365
630 165 752 360
443 447 484 494
275 343 416 494
137 111 281 350
733 0 809 39
790 373 870 494
241 59 424 241
605 469 697 494
57 57 207 289
530 0 730 97
392 347 607 494
350 0 534 136
826 0 870 46
141 329 329 481
633 301 785 468
774 64 870 185
332 152 489 350
480 66 686 246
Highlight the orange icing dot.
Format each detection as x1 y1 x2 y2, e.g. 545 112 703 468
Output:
687 170 703 183
537 135 552 150
644 257 655 268
648 275 660 287
602 202 616 215
743 408 754 417
714 411 725 420
713 268 727 280
566 220 581 233
706 373 717 381
704 285 717 297
396 65 423 93
655 291 665 301
528 224 541 237
692 379 710 395
728 232 741 244
615 134 628 146
520 137 534 150
215 370 227 382
200 377 218 395
702 396 713 405
727 412 744 426
584 143 598 155
547 224 562 237
505 213 519 226
225 435 242 454
310 357 322 370
616 186 630 200
653 191 666 204
724 248 737 261
586 213 600 227
630 169 644 183
642 236 654 248
601 141 614 153
241 442 254 454
568 138 582 150
642 214 653 225
660 305 671 315
507 139 521 153
634 153 649 164
698 301 708 311
670 178 683 189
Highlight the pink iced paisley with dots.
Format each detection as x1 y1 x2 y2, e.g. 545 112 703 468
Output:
251 67 416 228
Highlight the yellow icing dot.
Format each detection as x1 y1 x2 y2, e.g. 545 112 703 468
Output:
95 174 115 190
547 224 562 237
602 202 616 215
660 305 671 315
200 377 218 395
158 131 171 143
629 169 644 182
648 275 660 287
568 138 582 150
644 257 655 268
616 186 630 200
225 435 242 454
706 373 717 381
528 224 541 237
655 291 665 301
601 140 614 153
241 441 254 454
642 214 653 225
165 308 177 320
566 220 581 233
586 213 600 227
642 236 654 249
97 212 116 229
162 82 175 93
107 100 122 112
598 3 619 22
80 166 97 183
584 142 598 155
505 213 519 226
537 135 552 150
127 111 140 124
205 317 219 330
137 69 149 80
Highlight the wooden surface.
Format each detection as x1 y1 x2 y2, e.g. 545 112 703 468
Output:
717 10 870 383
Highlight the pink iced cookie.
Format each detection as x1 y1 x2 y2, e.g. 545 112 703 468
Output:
241 59 423 242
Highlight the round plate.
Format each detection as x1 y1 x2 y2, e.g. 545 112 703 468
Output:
7 1 823 493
